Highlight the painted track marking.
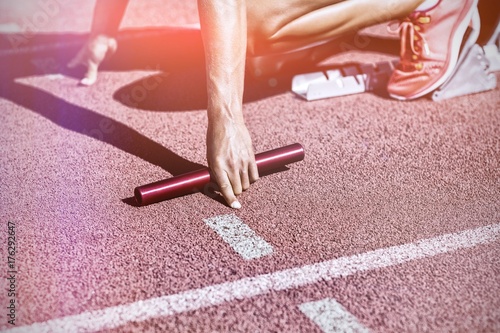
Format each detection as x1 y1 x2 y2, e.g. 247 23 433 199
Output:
203 214 273 260
299 298 370 333
5 223 499 333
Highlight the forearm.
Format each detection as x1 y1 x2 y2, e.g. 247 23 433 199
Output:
197 0 247 124
90 0 129 37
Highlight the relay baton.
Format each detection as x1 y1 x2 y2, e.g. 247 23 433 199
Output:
134 143 305 206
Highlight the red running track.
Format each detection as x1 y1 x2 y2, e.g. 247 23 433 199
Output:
0 1 499 332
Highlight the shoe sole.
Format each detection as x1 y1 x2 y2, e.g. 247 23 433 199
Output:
389 0 479 101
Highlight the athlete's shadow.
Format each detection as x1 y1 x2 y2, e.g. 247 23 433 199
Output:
0 26 400 206
106 27 401 111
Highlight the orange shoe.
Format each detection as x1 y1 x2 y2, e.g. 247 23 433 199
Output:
387 0 479 100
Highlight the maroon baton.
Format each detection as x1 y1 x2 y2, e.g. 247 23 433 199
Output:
134 143 305 206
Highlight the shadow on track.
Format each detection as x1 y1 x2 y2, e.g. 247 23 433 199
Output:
0 26 399 206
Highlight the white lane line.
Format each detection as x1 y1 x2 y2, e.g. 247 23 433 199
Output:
203 214 273 260
0 23 21 33
299 298 370 333
5 223 499 333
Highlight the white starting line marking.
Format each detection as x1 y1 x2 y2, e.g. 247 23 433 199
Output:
203 214 273 260
299 298 370 333
5 223 499 333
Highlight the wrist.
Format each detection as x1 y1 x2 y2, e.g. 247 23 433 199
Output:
206 95 245 125
88 33 115 42
207 107 245 125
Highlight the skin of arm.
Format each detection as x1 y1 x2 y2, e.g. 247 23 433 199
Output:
198 0 259 208
89 0 129 37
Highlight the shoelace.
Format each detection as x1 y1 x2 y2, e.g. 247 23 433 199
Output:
388 12 431 71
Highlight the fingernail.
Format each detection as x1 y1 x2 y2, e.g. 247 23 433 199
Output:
79 77 95 86
231 201 241 209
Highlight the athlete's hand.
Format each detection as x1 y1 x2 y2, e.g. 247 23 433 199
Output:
206 117 259 209
67 34 117 86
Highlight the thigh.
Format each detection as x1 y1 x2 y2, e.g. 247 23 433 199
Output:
246 0 422 55
246 0 344 54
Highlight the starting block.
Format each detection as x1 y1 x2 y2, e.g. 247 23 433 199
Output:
292 16 499 102
432 9 498 101
432 43 497 101
291 60 397 101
